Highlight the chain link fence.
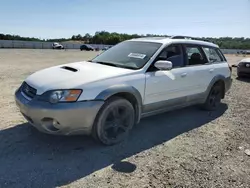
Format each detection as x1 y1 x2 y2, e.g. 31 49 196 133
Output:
0 40 111 50
0 40 248 54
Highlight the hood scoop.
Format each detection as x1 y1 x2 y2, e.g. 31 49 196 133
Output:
60 66 78 72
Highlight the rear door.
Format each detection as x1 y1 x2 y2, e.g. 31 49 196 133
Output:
182 44 214 95
202 46 231 79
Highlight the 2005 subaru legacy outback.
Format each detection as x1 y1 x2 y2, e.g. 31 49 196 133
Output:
15 36 232 145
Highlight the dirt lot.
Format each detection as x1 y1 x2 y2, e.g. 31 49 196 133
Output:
0 49 250 188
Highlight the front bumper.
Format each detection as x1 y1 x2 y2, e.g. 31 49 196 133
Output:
237 66 250 76
15 89 104 135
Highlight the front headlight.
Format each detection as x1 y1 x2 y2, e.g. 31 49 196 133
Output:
238 62 244 67
39 89 82 104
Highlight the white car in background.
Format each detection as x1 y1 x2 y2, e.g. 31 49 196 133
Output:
52 42 64 49
237 58 250 77
15 36 232 145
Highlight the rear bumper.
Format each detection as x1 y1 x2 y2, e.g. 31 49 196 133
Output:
15 89 104 135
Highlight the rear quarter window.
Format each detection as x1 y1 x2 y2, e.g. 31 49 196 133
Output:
202 47 223 62
216 48 227 62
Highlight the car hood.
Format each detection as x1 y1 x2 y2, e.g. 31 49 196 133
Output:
25 61 135 95
240 58 250 63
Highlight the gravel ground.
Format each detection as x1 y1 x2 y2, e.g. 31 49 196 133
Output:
0 49 249 188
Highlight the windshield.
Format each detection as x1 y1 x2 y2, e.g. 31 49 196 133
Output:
91 41 162 69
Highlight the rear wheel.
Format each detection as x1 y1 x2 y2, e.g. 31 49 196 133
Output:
92 97 135 145
202 83 223 111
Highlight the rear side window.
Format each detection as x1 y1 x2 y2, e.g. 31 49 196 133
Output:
184 45 208 66
202 47 223 63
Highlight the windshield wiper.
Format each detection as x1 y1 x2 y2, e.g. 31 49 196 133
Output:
116 65 137 70
95 61 118 67
94 61 137 70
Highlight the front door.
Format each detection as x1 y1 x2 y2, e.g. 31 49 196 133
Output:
144 44 192 111
145 68 192 105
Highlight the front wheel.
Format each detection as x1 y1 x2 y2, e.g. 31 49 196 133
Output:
92 97 135 145
202 83 223 111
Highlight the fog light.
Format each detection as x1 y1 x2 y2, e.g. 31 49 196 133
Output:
41 118 60 132
52 119 60 129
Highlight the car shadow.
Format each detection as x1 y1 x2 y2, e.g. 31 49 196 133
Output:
0 104 228 187
236 76 250 83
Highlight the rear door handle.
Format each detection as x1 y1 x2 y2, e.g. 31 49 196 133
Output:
181 73 187 77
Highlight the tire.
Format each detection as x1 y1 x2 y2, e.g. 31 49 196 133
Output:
202 83 223 111
92 97 135 145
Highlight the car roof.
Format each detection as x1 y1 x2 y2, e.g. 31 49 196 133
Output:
129 37 219 48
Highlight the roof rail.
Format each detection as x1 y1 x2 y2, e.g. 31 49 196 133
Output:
171 35 193 39
171 35 211 42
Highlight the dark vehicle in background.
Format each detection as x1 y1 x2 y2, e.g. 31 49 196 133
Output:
52 42 64 49
237 58 250 77
80 44 95 51
95 47 100 51
102 46 112 51
237 50 250 55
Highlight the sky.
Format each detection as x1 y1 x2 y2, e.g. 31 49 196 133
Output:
0 0 250 39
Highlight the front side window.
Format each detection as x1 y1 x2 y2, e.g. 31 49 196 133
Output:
185 46 207 66
202 47 223 62
157 45 184 68
91 41 162 69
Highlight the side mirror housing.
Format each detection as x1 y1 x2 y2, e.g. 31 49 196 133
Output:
154 60 173 70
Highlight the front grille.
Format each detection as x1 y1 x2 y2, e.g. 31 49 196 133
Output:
21 82 37 99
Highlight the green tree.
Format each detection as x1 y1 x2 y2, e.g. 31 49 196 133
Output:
1 32 250 49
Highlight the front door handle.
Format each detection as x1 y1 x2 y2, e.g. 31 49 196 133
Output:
209 69 214 73
181 73 187 77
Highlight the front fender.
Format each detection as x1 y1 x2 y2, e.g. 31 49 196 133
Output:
95 85 142 123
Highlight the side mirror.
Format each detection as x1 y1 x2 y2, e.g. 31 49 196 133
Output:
154 60 173 70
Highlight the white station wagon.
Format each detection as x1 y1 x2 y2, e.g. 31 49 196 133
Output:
15 36 232 145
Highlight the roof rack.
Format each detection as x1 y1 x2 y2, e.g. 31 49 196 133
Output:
171 35 211 43
171 35 193 39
